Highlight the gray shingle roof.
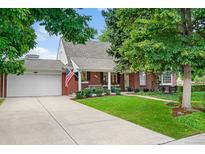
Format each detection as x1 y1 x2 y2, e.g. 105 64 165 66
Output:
62 39 116 71
71 57 115 72
25 59 64 72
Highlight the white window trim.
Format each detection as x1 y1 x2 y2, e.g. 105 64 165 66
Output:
160 72 173 86
82 81 89 84
139 71 146 86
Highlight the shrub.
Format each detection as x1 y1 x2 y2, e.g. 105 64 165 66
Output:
104 88 111 95
111 87 116 93
177 86 183 93
76 91 84 99
134 88 140 93
127 87 133 92
95 88 104 97
178 85 205 92
83 88 92 98
143 88 149 92
115 88 121 95
192 85 205 91
203 93 205 101
90 88 96 93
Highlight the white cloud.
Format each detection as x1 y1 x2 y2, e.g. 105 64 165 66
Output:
28 47 56 59
36 25 60 42
36 26 50 41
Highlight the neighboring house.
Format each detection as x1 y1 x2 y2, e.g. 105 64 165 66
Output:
57 38 177 95
0 55 65 97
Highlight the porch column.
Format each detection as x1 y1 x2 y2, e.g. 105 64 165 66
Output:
78 70 82 91
108 72 111 90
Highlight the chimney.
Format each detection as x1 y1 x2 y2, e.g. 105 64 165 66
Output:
25 54 40 59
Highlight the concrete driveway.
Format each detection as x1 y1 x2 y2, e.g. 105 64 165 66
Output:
0 96 174 144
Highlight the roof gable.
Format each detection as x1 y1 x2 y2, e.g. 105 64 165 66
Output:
61 39 116 71
62 39 111 59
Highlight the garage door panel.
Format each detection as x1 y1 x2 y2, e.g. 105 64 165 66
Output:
7 74 62 97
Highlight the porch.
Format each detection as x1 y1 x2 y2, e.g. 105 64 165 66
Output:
76 71 125 91
75 70 176 92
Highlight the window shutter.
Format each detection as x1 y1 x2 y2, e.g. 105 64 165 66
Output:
75 72 78 81
100 72 103 84
87 72 90 81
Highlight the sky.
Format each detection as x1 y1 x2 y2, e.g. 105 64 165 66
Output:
28 8 106 59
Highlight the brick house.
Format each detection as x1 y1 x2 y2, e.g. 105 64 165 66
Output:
57 38 177 95
0 39 177 98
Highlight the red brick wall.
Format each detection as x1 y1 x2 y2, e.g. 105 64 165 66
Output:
146 73 157 90
62 72 78 95
0 75 2 97
62 72 102 95
172 73 177 86
4 75 7 97
129 72 156 90
129 73 139 89
120 74 125 91
0 75 7 97
82 72 102 89
63 71 163 95
89 72 101 85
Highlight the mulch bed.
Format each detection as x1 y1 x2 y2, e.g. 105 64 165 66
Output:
166 102 204 117
172 107 193 117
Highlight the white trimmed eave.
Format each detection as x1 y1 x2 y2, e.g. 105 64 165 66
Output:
24 70 63 75
70 58 114 72
78 68 115 72
70 59 79 72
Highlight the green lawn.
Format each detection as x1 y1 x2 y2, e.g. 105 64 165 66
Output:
77 96 201 139
138 91 205 110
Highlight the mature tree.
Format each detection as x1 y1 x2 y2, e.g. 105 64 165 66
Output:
0 8 96 75
101 8 205 110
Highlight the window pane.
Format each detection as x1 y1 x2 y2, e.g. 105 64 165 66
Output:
111 73 118 84
139 71 146 85
162 72 171 84
81 72 87 81
103 72 108 84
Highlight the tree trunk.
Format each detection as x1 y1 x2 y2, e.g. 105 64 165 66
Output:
182 64 192 110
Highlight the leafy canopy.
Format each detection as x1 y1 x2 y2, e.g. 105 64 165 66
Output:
101 9 205 73
0 8 96 75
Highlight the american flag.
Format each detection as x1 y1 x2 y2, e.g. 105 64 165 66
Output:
65 67 74 87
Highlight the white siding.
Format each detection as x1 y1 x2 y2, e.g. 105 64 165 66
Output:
57 39 68 65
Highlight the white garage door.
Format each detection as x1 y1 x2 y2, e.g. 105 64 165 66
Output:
7 73 62 97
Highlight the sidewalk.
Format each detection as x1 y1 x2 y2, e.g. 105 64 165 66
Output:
122 92 177 103
165 133 205 145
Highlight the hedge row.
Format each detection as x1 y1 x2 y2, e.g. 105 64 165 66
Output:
76 87 121 99
178 85 205 92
